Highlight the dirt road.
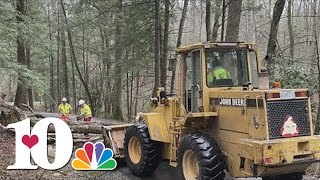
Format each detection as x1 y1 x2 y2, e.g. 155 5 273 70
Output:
39 160 319 180
93 163 319 180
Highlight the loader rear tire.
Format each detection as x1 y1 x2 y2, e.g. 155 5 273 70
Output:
177 133 226 180
262 172 304 180
124 123 161 176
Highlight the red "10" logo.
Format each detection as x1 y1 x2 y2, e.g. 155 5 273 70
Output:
7 118 73 170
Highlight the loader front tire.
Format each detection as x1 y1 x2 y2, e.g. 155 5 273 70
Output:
177 133 226 180
124 123 161 176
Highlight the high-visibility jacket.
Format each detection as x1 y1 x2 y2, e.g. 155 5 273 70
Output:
207 66 231 85
58 103 72 114
80 104 92 118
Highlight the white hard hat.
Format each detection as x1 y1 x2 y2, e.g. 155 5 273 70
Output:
78 100 85 105
62 97 67 102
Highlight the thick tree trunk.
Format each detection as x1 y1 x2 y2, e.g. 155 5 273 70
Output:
61 28 69 100
154 0 161 96
266 0 286 74
85 43 89 88
14 0 28 109
134 72 139 117
312 0 320 133
26 46 33 109
205 0 211 41
221 0 226 41
130 71 133 118
170 0 189 92
159 24 163 89
15 83 28 109
287 0 294 60
56 2 61 103
27 89 33 108
315 27 320 133
47 1 55 112
126 56 130 119
161 0 170 89
211 0 222 42
112 0 123 120
100 27 111 118
225 0 243 42
82 28 86 84
71 53 77 111
105 33 112 116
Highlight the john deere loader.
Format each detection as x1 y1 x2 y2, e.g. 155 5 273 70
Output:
102 42 320 180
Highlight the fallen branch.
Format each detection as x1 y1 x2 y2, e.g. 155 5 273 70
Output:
22 104 35 114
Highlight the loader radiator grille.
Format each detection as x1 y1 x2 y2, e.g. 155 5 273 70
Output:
267 99 310 139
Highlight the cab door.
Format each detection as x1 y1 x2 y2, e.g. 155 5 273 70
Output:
185 50 202 112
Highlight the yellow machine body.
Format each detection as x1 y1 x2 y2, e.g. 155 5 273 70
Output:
104 42 320 178
140 42 320 177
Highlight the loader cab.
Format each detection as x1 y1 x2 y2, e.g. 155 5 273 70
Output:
176 42 260 113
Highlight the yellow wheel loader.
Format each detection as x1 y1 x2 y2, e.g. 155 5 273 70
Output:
102 42 320 180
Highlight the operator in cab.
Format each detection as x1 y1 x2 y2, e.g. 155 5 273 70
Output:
207 56 231 86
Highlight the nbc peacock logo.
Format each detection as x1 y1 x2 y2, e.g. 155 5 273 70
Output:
72 142 117 170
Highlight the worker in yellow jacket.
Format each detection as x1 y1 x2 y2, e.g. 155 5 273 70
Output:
77 99 92 122
207 57 231 86
58 97 72 121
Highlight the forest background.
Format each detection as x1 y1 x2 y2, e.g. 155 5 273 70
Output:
1 0 319 129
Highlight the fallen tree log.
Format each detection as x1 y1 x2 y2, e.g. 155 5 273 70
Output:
32 122 104 134
63 120 115 127
0 103 26 126
47 134 103 144
73 136 103 143
30 119 110 126
30 117 115 126
44 124 103 134
0 105 120 135
68 124 103 134
30 119 115 134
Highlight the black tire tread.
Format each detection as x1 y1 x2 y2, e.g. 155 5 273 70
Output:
178 133 226 180
124 123 161 177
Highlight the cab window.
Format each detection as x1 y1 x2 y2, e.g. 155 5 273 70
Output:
206 48 248 87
